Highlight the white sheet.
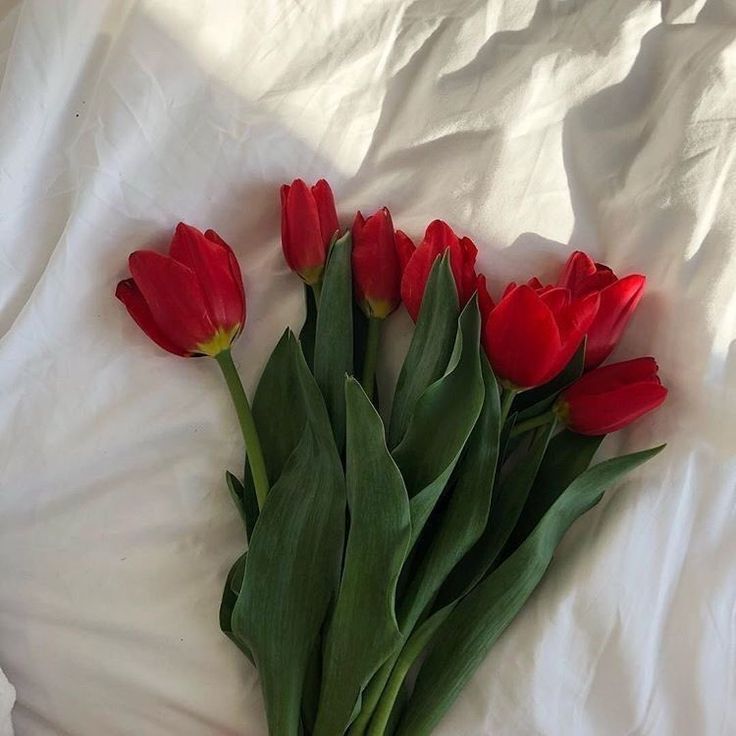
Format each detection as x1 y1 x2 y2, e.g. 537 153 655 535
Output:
0 0 734 734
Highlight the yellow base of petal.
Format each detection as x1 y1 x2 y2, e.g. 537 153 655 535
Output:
197 325 241 356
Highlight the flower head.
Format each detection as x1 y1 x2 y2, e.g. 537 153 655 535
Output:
116 223 245 357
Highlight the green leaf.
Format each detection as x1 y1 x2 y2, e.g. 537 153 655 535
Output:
314 230 354 450
435 422 554 607
301 625 324 735
250 330 309 485
299 283 318 371
225 471 257 541
218 552 252 662
396 444 665 735
398 356 501 632
514 339 586 420
388 256 459 448
239 330 313 534
234 333 345 736
504 429 604 556
314 378 412 736
393 296 485 545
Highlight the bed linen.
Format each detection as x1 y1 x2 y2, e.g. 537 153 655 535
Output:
0 0 734 734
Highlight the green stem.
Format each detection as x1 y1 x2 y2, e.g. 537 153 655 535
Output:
347 657 394 736
361 317 381 401
311 280 322 305
366 611 451 736
510 410 556 437
215 349 269 509
499 387 517 425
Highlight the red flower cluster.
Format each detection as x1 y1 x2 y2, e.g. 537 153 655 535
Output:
115 178 666 437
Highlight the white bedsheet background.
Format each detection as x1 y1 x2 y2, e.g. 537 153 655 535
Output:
0 0 734 734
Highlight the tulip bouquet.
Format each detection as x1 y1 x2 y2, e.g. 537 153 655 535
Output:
116 179 667 736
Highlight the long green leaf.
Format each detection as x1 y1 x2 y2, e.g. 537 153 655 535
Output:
314 231 354 450
436 421 554 607
393 296 485 545
234 333 345 736
239 329 313 534
388 256 458 448
251 329 308 484
398 356 501 632
346 299 484 734
219 551 251 662
225 471 256 540
504 429 604 556
396 444 665 735
315 378 412 735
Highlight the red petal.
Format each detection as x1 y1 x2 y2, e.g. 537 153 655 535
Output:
129 250 216 353
351 207 401 316
527 276 545 290
170 223 245 335
312 179 340 246
476 274 495 319
400 221 456 321
544 291 599 379
538 287 570 317
585 274 645 368
424 220 458 257
576 268 618 297
395 230 415 273
558 251 598 294
565 357 659 400
566 381 668 435
281 179 325 277
115 278 191 356
484 285 562 388
352 210 366 236
558 291 600 341
457 236 479 306
501 282 517 299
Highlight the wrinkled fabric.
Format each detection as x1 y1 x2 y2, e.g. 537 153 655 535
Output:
0 0 734 734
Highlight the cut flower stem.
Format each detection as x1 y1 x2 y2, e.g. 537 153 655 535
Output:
215 348 270 509
510 410 556 437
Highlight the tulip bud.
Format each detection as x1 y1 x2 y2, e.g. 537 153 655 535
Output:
280 178 340 285
555 357 667 435
482 284 599 389
351 208 409 319
116 223 245 357
557 251 645 369
400 220 484 321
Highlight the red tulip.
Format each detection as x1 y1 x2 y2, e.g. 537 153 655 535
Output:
351 208 410 319
482 284 599 389
400 220 485 321
555 357 667 435
280 178 340 285
557 251 645 369
116 223 245 357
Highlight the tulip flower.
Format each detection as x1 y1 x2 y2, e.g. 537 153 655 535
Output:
554 357 668 435
280 178 340 287
116 222 269 508
482 283 599 392
400 220 487 321
350 208 414 399
352 208 412 319
557 251 645 369
116 223 245 357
